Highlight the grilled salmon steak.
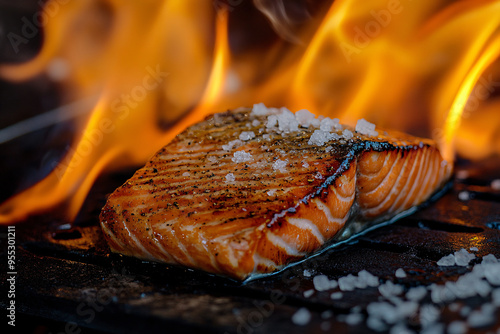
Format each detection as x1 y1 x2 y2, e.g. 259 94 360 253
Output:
100 105 452 280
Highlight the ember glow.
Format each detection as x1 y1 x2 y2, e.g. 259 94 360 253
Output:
1 0 499 223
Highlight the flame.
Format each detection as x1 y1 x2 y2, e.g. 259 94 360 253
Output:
1 0 499 224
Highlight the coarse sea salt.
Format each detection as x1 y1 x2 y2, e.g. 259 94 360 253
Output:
272 159 288 172
222 139 243 151
355 118 378 136
308 130 336 146
277 109 299 132
225 173 235 182
320 117 342 131
231 151 253 163
395 268 407 278
295 109 320 128
251 119 261 127
292 308 312 326
313 275 332 291
239 131 255 141
267 189 276 197
342 129 354 140
303 289 314 298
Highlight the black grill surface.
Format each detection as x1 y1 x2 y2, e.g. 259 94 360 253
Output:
1 158 500 334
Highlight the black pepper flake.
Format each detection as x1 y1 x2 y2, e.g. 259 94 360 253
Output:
153 168 158 173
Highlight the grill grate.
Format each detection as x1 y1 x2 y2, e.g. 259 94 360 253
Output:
1 159 500 334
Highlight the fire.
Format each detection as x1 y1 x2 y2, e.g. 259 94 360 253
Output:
1 0 499 224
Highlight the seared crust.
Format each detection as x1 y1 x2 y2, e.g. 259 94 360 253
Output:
100 109 452 280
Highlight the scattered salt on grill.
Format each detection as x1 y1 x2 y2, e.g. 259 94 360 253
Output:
467 304 495 328
225 173 235 182
303 269 312 277
490 179 500 190
303 289 314 298
330 292 343 300
447 321 467 334
481 253 498 264
378 281 403 297
313 275 332 291
406 286 427 301
272 159 288 172
182 172 190 177
222 139 243 151
342 129 354 140
338 274 357 291
492 288 500 306
292 308 312 326
395 268 407 278
454 248 475 266
437 254 455 266
420 304 440 327
358 270 380 287
252 119 261 127
355 118 378 136
232 151 253 163
239 131 255 141
345 313 363 325
470 246 478 252
458 191 470 201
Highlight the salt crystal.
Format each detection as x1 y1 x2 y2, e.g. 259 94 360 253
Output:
342 129 354 139
459 306 471 317
303 289 314 298
358 270 380 287
355 118 378 136
267 189 276 197
406 286 427 301
308 130 336 146
314 172 323 180
366 315 387 332
492 288 500 306
395 268 407 278
295 109 319 128
262 134 272 141
239 131 255 141
330 292 343 300
325 146 333 153
277 109 299 132
454 248 475 266
272 159 288 172
420 323 445 334
231 151 253 163
313 275 332 291
338 275 357 291
470 246 478 252
291 308 311 326
302 161 310 168
345 313 363 325
303 269 312 277
482 254 498 264
182 172 190 177
251 102 270 115
225 173 235 182
467 305 495 328
458 191 470 201
437 254 456 266
207 156 218 163
252 119 261 127
319 118 341 131
447 321 467 334
378 281 403 298
484 262 500 285
266 115 278 128
389 323 413 334
490 179 500 190
420 304 440 327
329 280 338 289
222 139 243 151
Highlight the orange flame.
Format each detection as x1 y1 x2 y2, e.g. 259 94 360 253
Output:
1 0 499 224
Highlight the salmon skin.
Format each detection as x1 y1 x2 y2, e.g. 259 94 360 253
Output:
100 106 452 280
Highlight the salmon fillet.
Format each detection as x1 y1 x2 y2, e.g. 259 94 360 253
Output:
100 106 452 280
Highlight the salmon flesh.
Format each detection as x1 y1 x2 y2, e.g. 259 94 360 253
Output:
100 107 452 280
